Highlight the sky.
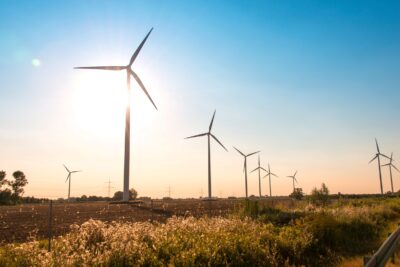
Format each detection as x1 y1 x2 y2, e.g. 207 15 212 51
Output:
0 0 400 199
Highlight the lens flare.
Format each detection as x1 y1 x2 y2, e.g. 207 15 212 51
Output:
31 58 41 67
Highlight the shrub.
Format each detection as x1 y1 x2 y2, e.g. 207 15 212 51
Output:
309 183 330 206
289 188 304 200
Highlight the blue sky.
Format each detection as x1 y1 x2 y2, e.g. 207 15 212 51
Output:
0 1 400 198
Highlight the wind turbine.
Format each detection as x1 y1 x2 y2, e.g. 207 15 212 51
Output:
63 165 81 200
382 153 399 193
185 110 228 199
233 147 259 198
250 155 267 197
287 171 298 193
74 28 157 202
263 164 278 197
369 138 389 195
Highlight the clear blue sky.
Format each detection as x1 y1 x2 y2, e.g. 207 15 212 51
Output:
1 0 400 198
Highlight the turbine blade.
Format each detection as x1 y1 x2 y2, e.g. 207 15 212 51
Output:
243 160 245 173
209 110 216 132
263 173 270 178
74 66 126 70
369 155 378 164
250 167 259 173
185 133 208 139
65 174 70 183
233 146 245 156
375 138 380 153
294 171 297 177
271 173 278 177
392 164 400 172
129 28 153 66
130 70 158 110
210 134 228 151
63 164 70 173
72 170 82 173
260 167 267 172
246 151 260 157
294 178 298 184
382 163 390 166
380 153 391 160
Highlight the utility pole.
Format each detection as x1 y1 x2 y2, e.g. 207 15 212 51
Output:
105 178 114 198
166 185 172 198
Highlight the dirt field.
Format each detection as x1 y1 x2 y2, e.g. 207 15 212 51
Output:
0 197 294 244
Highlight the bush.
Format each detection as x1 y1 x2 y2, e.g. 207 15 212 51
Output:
309 183 330 206
289 188 304 200
112 188 138 201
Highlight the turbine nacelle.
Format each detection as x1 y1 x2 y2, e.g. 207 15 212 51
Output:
263 164 278 178
185 110 228 151
74 28 157 110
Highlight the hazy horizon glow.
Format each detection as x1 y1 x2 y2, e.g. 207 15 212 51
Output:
0 0 400 199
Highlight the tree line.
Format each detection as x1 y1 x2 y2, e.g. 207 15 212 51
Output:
0 170 28 205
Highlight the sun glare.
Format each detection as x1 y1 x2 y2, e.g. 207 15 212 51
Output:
71 72 127 139
70 68 160 143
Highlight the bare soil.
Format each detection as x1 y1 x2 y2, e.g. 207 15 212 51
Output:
0 197 293 244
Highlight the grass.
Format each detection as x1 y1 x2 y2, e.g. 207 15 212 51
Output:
1 197 400 266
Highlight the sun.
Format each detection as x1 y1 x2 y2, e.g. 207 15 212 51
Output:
71 72 127 139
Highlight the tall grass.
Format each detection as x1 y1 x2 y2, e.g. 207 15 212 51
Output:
1 198 400 267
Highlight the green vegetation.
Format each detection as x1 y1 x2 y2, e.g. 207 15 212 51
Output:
1 198 400 266
289 188 304 200
309 183 330 206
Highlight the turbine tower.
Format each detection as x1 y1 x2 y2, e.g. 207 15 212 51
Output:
63 164 81 200
250 155 267 197
382 153 399 193
185 110 228 199
233 147 259 198
287 171 298 193
74 28 157 201
263 164 278 197
369 138 389 195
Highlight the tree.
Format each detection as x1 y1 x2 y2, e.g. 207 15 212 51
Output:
129 188 138 200
112 191 123 200
9 171 28 204
0 171 7 187
0 171 11 204
289 188 304 200
309 183 330 206
113 188 138 201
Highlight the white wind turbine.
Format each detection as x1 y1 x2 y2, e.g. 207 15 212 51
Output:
287 171 298 193
74 28 157 201
185 110 228 199
369 138 389 195
63 164 81 200
263 164 278 197
233 147 259 198
382 153 399 193
250 155 267 197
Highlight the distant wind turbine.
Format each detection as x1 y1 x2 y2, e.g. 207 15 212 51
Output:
369 138 390 195
263 164 278 197
233 147 259 198
185 110 228 199
74 28 157 202
63 164 81 200
250 155 267 197
382 153 399 193
287 171 298 193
